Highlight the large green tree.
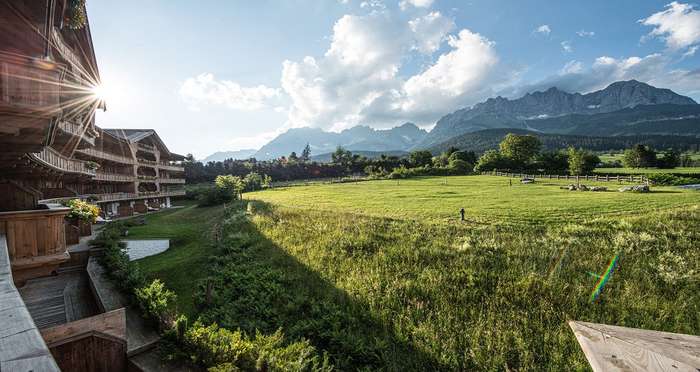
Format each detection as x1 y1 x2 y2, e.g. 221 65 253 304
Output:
567 147 599 176
499 134 542 165
409 150 433 167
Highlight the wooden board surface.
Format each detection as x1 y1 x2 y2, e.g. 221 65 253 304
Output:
569 320 700 371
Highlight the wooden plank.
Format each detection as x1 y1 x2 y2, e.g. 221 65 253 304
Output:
569 321 700 372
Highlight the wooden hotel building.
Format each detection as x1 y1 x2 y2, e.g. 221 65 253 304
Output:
1 1 184 370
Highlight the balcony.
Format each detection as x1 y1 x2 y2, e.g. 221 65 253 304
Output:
137 143 156 153
159 163 185 172
29 147 96 177
0 51 62 118
158 177 186 184
137 158 158 167
137 175 157 181
57 120 97 146
0 207 71 286
76 148 134 165
94 172 135 182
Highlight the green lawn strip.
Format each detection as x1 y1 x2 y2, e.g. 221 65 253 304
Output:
128 201 225 317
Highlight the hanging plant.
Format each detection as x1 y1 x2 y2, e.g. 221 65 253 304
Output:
65 0 87 30
65 199 100 223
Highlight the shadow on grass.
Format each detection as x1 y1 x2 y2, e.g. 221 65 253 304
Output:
195 201 445 371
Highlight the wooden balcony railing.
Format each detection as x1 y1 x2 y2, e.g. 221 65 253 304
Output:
30 147 96 176
76 148 134 164
137 158 158 166
94 172 135 182
0 51 62 117
159 163 185 172
0 208 71 286
57 120 97 146
137 142 156 153
137 175 157 181
158 178 186 184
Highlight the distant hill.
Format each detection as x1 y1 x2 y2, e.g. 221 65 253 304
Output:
428 128 700 155
201 149 257 162
417 80 698 149
310 150 409 163
254 123 427 160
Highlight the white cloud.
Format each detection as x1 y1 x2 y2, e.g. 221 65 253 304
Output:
640 1 700 51
281 10 500 130
576 30 595 37
179 73 280 111
559 60 583 75
561 40 573 52
683 45 699 58
534 24 551 35
409 11 455 54
399 0 434 10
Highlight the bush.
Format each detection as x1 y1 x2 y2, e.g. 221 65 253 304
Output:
65 199 100 223
136 279 177 328
474 150 514 172
198 187 235 206
647 173 700 186
184 322 331 371
448 159 473 174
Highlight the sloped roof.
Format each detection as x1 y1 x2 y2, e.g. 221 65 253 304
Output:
101 129 181 159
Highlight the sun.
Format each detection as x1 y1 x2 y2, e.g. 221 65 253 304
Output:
90 84 109 102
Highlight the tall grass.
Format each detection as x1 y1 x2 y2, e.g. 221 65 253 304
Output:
194 201 700 370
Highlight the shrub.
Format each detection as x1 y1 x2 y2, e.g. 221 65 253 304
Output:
647 173 700 186
184 322 331 371
136 279 177 327
65 199 100 223
448 159 473 174
198 187 235 207
474 150 513 172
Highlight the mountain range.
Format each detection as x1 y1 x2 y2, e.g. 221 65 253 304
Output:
201 149 257 162
253 123 427 160
417 80 697 148
204 80 699 162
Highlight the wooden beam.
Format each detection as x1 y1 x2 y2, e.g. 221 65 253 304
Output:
569 321 700 372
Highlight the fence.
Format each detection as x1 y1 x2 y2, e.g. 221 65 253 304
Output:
485 171 649 184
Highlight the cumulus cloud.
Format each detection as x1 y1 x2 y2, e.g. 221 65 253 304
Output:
534 24 551 35
399 0 434 10
280 10 501 130
640 2 700 51
561 40 573 52
408 11 455 54
576 30 595 37
179 73 280 111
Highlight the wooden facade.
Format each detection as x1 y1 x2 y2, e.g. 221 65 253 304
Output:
1 3 185 370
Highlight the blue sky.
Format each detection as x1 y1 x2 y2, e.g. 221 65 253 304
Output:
87 1 700 158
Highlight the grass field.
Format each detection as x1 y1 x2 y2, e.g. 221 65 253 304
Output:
132 175 700 370
246 175 700 224
594 167 700 175
126 201 225 317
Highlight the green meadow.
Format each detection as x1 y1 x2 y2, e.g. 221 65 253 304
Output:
133 175 700 370
246 175 700 224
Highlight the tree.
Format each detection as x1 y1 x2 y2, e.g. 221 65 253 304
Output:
331 146 353 168
533 151 569 173
567 147 599 176
448 150 477 165
622 144 656 168
448 159 472 174
288 151 299 162
409 150 433 167
499 134 541 166
301 143 311 161
215 175 244 198
474 150 513 172
657 150 680 169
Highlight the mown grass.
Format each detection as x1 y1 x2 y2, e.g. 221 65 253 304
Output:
195 200 700 370
246 175 700 225
128 200 225 317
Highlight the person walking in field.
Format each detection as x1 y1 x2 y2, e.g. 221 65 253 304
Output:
460 208 465 221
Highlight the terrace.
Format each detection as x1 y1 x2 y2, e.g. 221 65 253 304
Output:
29 147 96 177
